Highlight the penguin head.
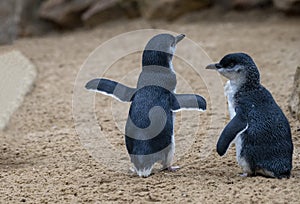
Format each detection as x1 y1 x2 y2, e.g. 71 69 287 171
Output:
142 33 185 68
206 53 260 86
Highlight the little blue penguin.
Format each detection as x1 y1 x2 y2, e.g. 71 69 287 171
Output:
206 53 293 178
85 33 207 177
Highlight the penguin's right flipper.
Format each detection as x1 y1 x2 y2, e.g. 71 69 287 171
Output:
217 107 248 156
85 78 136 102
171 94 207 112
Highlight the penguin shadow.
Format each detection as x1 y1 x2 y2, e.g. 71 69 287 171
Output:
125 163 180 178
0 133 39 168
0 146 35 168
290 168 300 179
291 154 300 179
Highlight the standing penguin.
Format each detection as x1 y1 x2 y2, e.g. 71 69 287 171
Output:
86 34 206 177
206 53 293 178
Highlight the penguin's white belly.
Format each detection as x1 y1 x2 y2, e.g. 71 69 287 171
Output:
235 134 242 159
225 81 251 173
235 124 250 173
224 81 237 119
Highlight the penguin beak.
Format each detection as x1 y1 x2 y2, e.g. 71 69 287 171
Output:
175 34 185 44
205 63 221 70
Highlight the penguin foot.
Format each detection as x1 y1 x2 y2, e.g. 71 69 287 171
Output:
164 166 180 172
129 167 136 173
255 168 276 178
239 172 249 177
128 167 153 177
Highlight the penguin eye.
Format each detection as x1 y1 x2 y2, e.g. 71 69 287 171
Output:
229 62 235 68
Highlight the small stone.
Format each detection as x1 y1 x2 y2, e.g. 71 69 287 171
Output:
289 66 300 120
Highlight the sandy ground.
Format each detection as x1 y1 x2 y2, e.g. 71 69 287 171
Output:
0 10 300 203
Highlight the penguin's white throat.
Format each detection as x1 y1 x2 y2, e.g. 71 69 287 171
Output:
224 80 239 119
220 70 246 90
228 77 245 90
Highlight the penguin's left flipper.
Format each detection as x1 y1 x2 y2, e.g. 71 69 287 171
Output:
171 94 207 112
217 107 248 156
85 78 136 102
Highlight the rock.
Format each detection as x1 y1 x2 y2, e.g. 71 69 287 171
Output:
289 66 300 120
0 51 37 130
273 0 300 14
218 0 272 9
82 0 124 27
0 0 19 44
119 0 140 19
19 0 56 37
82 0 141 27
39 0 140 28
0 0 57 43
138 0 212 20
39 0 96 28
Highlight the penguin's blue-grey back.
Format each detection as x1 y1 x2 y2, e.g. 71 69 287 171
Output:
125 86 174 155
124 34 180 174
125 36 177 160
